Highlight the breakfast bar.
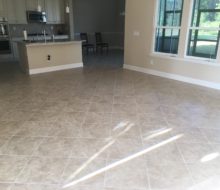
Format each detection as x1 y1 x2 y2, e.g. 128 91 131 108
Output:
17 40 83 75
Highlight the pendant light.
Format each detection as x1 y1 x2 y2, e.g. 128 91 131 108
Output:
66 0 70 14
37 0 42 12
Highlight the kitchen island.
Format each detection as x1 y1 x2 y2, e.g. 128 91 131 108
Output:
17 40 83 75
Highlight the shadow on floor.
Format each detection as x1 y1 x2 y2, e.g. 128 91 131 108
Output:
83 49 124 69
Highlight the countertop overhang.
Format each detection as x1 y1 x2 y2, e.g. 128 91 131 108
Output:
17 40 83 47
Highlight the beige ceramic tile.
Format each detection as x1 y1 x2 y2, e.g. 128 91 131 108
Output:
144 143 184 166
187 162 220 184
71 138 109 159
34 137 74 157
0 183 11 190
171 127 209 144
1 58 220 189
1 110 34 122
56 112 86 126
92 95 114 104
113 96 136 105
15 121 54 137
112 104 137 114
177 143 214 164
148 163 194 190
80 123 111 138
111 112 138 126
0 136 42 156
89 102 112 113
0 122 22 137
136 104 161 115
107 138 143 160
138 112 166 123
111 122 141 139
0 156 28 182
105 158 149 189
201 129 220 144
39 101 67 114
84 112 112 124
62 158 106 188
0 137 9 148
63 102 90 112
10 184 59 190
16 157 67 184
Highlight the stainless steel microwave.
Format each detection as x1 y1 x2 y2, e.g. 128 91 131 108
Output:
27 11 47 23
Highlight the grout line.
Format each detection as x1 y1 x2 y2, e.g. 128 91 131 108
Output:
133 71 152 190
175 141 196 186
139 109 152 190
13 135 46 184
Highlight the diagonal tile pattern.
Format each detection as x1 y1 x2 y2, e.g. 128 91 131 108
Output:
0 57 220 189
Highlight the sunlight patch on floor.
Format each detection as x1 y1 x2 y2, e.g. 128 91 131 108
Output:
63 134 183 188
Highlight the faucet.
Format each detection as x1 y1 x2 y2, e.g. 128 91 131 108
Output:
41 24 47 43
50 26 55 42
43 29 46 43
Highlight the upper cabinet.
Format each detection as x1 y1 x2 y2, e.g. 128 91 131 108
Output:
26 0 45 11
7 0 27 24
45 0 65 24
0 0 7 18
3 0 65 24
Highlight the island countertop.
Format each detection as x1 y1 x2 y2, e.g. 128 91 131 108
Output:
17 40 83 75
17 40 83 47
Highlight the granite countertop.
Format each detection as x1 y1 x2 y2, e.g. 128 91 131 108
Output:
12 35 70 42
17 40 83 47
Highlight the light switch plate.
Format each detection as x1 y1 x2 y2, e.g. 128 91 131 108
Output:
133 31 140 36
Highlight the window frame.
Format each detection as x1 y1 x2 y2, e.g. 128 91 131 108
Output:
152 0 220 65
153 0 184 56
185 0 220 61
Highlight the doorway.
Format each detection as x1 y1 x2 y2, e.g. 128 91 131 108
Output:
72 0 126 68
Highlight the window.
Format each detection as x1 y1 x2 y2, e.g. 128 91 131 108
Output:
155 0 184 54
187 0 220 59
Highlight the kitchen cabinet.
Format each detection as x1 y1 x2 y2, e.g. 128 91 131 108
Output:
45 0 65 24
0 0 7 18
26 0 45 11
6 0 27 24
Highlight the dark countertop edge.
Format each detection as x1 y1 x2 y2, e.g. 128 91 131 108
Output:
17 40 83 47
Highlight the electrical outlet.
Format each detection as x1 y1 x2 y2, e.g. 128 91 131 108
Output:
47 55 51 61
150 60 154 65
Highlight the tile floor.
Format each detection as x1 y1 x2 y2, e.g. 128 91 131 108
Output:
0 55 220 190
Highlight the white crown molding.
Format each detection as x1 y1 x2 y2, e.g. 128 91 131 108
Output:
29 63 83 75
124 64 220 90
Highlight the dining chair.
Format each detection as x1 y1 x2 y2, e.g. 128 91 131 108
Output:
95 32 109 54
80 33 95 54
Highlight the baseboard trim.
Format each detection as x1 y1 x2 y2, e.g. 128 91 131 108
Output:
29 63 83 75
109 46 124 50
124 64 220 90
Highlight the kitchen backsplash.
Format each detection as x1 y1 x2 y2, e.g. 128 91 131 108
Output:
9 23 68 38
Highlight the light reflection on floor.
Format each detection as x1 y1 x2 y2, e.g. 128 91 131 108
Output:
63 134 183 188
200 153 220 163
65 122 134 183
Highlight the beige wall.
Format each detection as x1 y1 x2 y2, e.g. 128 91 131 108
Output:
124 0 220 84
